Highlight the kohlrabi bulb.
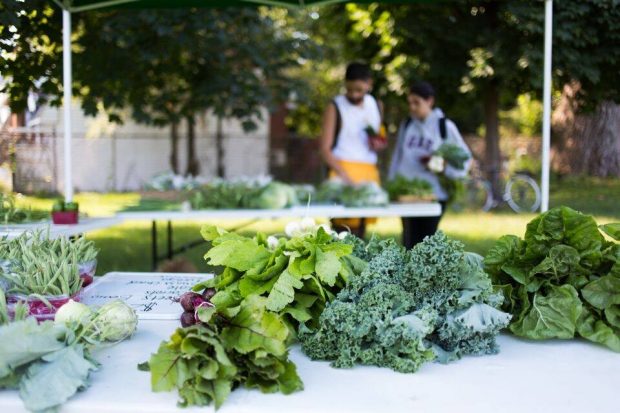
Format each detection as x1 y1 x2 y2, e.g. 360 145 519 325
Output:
55 300 94 325
92 300 138 342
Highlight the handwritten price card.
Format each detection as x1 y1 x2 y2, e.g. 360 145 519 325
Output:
81 272 212 320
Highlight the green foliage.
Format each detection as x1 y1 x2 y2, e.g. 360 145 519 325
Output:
142 296 302 410
500 93 543 137
194 225 360 330
385 175 434 201
485 206 620 351
0 193 48 225
300 232 511 372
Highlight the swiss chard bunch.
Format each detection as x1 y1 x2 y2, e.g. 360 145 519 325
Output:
300 232 510 373
193 225 363 332
141 295 302 409
485 206 620 351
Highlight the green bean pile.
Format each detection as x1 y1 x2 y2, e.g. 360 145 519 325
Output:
0 229 98 297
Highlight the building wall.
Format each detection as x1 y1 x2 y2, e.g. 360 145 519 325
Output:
14 103 269 192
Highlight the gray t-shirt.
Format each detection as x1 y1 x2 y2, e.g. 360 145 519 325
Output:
388 108 472 201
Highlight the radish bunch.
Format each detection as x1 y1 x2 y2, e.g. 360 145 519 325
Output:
178 288 215 327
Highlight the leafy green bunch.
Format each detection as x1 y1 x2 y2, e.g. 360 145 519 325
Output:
385 175 434 201
141 296 302 410
193 225 364 332
314 180 389 207
300 232 511 373
435 143 471 171
485 206 620 351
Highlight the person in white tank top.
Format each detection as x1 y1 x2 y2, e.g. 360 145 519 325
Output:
319 62 386 237
319 62 384 184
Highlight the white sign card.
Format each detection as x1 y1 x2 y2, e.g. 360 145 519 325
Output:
81 272 213 320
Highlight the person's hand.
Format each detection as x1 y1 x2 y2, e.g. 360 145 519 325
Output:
369 136 388 152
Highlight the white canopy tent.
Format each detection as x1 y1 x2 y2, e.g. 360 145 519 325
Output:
55 0 554 211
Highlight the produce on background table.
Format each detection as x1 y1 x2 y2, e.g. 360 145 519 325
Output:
0 193 48 225
385 175 435 202
144 171 207 192
140 295 302 410
192 223 365 332
484 206 620 351
189 176 298 210
299 232 511 372
314 179 389 207
0 297 137 413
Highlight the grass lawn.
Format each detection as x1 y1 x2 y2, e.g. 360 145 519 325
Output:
16 176 620 275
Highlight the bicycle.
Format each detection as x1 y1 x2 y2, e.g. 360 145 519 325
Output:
461 160 542 213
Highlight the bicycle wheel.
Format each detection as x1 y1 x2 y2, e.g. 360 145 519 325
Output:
464 178 494 212
505 174 541 213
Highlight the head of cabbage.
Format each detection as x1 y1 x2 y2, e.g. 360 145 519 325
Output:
245 182 297 209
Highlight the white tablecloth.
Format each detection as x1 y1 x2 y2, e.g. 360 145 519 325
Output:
1 319 618 413
0 218 121 239
117 203 442 221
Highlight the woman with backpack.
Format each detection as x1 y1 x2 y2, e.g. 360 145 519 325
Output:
388 81 472 249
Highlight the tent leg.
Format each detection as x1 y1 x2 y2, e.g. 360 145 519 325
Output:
541 0 553 212
63 10 73 203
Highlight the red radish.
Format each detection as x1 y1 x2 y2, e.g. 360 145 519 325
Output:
202 288 216 301
180 311 196 327
179 292 205 312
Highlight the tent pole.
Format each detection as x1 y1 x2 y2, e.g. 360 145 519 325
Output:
62 9 73 203
541 0 553 212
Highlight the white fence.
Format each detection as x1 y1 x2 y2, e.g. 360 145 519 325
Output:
4 102 270 193
12 133 268 193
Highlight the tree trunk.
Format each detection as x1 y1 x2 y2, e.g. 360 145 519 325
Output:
216 116 225 178
169 122 179 174
186 115 200 176
484 80 502 199
553 86 620 177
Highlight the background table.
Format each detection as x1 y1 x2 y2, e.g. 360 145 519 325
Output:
118 203 441 269
1 319 618 413
0 217 122 239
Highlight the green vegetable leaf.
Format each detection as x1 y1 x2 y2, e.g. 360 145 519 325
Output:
19 345 97 412
577 306 620 352
600 223 620 241
205 239 271 272
266 270 303 312
510 285 582 340
605 305 620 329
582 275 620 310
0 319 67 379
221 296 289 356
315 248 341 287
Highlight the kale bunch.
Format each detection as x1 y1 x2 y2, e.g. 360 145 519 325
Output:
300 232 511 373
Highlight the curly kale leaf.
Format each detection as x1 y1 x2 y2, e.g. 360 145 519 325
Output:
300 231 510 373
